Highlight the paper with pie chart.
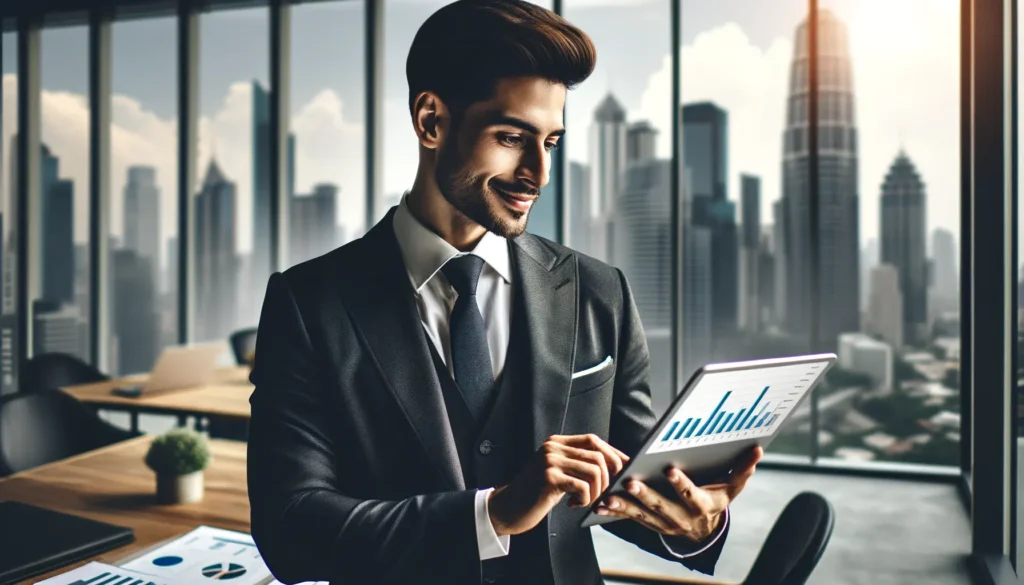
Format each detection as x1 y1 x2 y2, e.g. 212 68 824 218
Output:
122 525 271 585
645 360 830 455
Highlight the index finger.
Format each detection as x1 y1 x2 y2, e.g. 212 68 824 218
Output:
566 434 630 475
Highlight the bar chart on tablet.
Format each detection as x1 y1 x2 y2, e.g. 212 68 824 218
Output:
645 361 830 455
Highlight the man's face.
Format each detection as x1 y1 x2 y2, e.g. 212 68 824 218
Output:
434 76 566 239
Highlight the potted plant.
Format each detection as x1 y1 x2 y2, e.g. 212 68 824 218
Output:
145 428 211 504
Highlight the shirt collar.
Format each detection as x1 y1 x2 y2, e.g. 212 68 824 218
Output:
392 193 512 293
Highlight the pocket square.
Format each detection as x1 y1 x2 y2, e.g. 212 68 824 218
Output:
571 355 613 380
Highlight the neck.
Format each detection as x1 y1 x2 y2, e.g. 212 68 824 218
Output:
406 167 487 252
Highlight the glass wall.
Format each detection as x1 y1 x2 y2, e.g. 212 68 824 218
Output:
37 24 91 365
678 0 812 458
561 0 673 415
814 0 960 468
1 31 17 396
194 7 269 343
108 16 179 376
285 1 366 268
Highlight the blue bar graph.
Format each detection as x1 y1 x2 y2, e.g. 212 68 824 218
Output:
673 418 692 439
741 388 770 430
754 409 772 428
661 421 679 441
684 418 701 438
696 391 732 436
715 413 734 434
702 411 726 436
725 408 746 432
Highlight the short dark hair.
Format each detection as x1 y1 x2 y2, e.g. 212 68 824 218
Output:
406 0 596 118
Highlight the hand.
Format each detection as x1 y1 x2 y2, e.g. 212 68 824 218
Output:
488 434 629 537
593 446 762 543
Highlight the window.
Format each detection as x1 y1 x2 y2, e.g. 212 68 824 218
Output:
194 7 269 343
37 24 91 364
1 30 18 396
680 0 812 460
817 0 959 468
286 1 366 268
562 0 672 414
108 16 178 376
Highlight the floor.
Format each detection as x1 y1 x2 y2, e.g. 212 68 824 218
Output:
593 467 974 585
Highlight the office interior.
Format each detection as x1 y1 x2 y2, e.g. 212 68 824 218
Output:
0 0 1018 583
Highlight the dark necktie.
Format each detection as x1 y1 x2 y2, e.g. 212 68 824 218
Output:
442 254 494 421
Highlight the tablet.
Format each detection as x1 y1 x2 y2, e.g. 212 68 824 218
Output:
580 352 836 528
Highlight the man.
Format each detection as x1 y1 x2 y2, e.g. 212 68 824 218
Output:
247 1 762 583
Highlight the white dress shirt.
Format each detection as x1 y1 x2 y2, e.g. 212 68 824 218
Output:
391 195 727 561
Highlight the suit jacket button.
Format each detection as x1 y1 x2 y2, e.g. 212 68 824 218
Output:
479 440 493 455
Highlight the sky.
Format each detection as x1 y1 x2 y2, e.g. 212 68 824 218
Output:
2 0 962 276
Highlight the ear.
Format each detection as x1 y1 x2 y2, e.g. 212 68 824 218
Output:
412 91 452 150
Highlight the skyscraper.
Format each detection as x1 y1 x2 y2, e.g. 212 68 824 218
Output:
930 228 958 314
42 176 74 306
880 150 928 344
866 263 903 349
124 166 161 281
683 102 738 348
195 159 239 342
567 161 591 252
739 174 761 333
290 183 339 265
112 249 158 374
780 10 860 349
587 94 627 263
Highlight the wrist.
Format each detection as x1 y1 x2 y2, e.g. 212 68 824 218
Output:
487 485 511 537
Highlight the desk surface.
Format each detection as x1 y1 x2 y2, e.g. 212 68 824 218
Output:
0 436 250 584
61 366 254 419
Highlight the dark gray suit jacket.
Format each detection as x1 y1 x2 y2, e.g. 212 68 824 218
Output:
247 209 727 584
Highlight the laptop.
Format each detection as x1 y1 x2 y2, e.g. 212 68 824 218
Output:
119 343 228 395
0 501 135 585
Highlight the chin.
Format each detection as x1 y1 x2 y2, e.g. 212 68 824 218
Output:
485 196 529 238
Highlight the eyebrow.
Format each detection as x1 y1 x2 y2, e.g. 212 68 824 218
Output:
485 113 566 138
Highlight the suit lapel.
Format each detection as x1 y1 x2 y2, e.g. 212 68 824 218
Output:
338 209 465 491
509 235 579 452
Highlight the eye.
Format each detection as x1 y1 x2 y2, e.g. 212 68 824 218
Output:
498 134 523 147
545 142 560 152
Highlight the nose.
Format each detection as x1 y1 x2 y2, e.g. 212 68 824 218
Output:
516 140 551 192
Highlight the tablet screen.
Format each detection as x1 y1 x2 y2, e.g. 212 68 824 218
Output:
644 359 831 455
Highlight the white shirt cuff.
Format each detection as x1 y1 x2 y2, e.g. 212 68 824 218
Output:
658 506 729 559
476 487 511 560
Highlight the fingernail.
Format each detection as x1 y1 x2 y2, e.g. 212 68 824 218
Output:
628 483 640 494
596 508 608 515
609 499 620 509
671 470 681 481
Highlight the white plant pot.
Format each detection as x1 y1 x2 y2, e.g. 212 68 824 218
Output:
156 471 204 504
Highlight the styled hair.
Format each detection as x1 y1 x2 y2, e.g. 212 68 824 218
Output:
406 0 597 118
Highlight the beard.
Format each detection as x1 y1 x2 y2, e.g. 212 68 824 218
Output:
434 138 535 239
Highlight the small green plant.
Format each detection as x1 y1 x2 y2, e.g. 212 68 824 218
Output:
145 429 210 476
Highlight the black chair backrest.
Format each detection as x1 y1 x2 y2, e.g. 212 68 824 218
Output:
23 352 108 393
743 491 835 585
229 327 258 366
0 390 137 477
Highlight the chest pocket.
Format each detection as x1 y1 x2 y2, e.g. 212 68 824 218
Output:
569 355 615 396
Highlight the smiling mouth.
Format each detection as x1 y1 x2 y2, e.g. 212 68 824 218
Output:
494 187 537 210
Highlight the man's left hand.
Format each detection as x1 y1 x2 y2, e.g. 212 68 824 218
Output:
593 446 763 543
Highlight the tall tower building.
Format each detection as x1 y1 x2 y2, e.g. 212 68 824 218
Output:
587 94 627 263
866 263 903 349
567 161 591 252
124 166 161 280
195 159 239 342
290 183 339 266
739 174 761 333
880 150 928 344
930 228 958 316
683 102 738 348
779 10 860 350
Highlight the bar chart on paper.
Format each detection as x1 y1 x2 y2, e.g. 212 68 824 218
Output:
645 360 830 455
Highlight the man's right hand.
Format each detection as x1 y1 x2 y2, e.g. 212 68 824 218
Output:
487 434 630 537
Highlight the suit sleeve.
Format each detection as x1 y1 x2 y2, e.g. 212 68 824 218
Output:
599 268 728 576
247 273 481 584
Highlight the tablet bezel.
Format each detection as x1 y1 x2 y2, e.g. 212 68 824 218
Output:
579 352 837 528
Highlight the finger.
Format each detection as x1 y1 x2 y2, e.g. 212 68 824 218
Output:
596 494 675 534
546 466 591 506
665 469 716 515
558 445 610 497
623 479 689 527
554 454 604 506
562 434 630 465
726 460 757 500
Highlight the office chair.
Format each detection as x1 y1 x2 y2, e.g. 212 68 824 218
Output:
229 327 258 367
22 352 109 393
0 389 141 477
602 491 834 585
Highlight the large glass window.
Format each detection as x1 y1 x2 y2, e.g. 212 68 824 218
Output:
1 30 18 396
37 24 91 364
815 0 960 468
679 0 812 459
562 0 672 415
286 1 366 268
194 7 269 343
108 16 178 376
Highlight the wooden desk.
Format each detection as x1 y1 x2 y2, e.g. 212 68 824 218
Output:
61 367 253 432
0 436 249 584
0 436 719 585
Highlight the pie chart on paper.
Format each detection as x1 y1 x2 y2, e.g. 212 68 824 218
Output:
202 562 248 580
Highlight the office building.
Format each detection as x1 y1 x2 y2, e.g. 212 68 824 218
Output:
838 332 894 393
880 150 928 345
290 183 339 266
194 159 239 343
587 94 627 263
123 166 162 284
739 174 761 333
866 263 904 349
